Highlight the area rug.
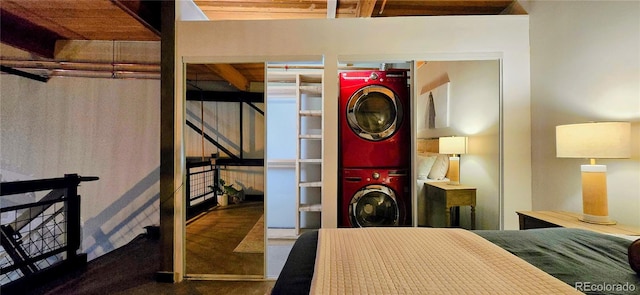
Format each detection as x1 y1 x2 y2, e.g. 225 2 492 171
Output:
234 215 264 253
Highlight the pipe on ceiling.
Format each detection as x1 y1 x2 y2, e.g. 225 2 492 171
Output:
0 58 160 80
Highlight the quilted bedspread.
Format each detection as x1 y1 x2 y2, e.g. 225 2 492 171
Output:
310 228 583 294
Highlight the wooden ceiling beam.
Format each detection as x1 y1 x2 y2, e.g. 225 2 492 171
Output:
201 11 326 20
356 0 377 17
375 1 515 16
111 0 161 36
196 0 330 19
205 64 250 91
195 0 328 10
0 9 61 58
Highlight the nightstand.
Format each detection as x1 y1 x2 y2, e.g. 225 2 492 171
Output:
424 182 476 229
516 211 640 236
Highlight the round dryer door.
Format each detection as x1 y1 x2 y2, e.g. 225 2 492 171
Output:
346 85 403 141
349 185 399 227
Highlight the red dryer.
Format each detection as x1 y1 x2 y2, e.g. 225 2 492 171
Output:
339 70 410 168
340 168 411 227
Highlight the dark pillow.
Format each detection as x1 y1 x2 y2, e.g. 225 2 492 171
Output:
630 238 640 274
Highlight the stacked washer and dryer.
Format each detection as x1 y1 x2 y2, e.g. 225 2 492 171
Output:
339 70 411 227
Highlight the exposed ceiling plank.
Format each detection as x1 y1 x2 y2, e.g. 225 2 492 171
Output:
111 0 161 36
0 1 86 39
205 64 250 91
199 11 327 20
0 9 61 58
195 0 329 20
1 0 159 41
356 0 377 17
375 1 515 17
193 0 328 10
194 0 328 11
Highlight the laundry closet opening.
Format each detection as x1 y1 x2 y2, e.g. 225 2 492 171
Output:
337 61 413 228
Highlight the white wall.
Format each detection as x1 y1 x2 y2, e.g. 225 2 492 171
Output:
175 16 531 243
416 60 501 229
525 1 640 226
0 75 160 260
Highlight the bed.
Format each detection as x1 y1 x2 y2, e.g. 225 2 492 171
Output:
416 138 450 183
416 138 454 226
272 227 639 295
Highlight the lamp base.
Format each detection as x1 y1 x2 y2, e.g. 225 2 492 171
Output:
448 156 460 186
579 164 616 225
579 214 616 225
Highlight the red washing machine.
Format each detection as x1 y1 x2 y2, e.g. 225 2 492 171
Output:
339 70 410 168
339 168 411 227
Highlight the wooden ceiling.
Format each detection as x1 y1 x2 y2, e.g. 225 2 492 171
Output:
0 0 160 58
194 0 516 20
0 0 520 86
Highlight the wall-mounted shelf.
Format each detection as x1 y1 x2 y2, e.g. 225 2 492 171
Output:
267 66 324 236
294 70 323 235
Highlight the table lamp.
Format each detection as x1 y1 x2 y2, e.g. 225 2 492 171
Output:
556 122 631 225
439 136 468 185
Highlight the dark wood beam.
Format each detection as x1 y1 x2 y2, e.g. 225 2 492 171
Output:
186 90 264 103
0 9 61 58
158 0 175 283
0 66 49 83
185 120 241 161
111 0 161 36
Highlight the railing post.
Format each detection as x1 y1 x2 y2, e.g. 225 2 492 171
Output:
213 164 220 201
64 174 81 260
0 174 96 291
185 166 191 208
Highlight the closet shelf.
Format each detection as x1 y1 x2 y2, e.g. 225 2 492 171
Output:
299 203 322 212
267 159 296 168
299 110 322 116
267 86 297 96
298 159 322 164
299 85 322 95
299 181 322 188
299 134 322 140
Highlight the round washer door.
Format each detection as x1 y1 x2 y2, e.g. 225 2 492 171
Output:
349 185 399 227
346 85 403 141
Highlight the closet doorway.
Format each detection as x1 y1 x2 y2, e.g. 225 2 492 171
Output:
183 62 265 279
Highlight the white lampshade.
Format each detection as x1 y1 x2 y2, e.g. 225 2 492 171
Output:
439 136 468 155
556 122 631 159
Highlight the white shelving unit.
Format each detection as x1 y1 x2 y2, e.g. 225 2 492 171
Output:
267 66 323 235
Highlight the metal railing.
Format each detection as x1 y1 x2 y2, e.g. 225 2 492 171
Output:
0 174 98 292
186 159 218 218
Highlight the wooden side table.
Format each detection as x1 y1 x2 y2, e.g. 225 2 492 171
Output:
425 182 476 229
516 211 640 236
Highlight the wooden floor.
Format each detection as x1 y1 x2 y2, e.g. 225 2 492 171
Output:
27 201 276 295
111 280 275 295
186 201 264 275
